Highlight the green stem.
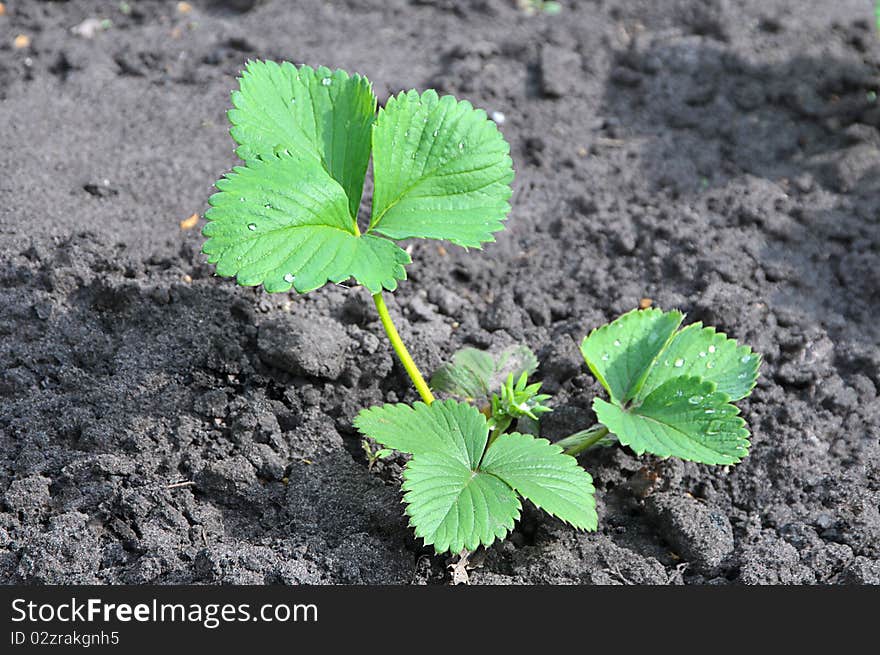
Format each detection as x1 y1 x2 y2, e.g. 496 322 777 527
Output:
372 292 435 405
556 425 610 457
486 416 513 449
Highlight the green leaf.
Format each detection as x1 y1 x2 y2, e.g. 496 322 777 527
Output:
580 308 684 404
203 152 409 293
430 345 539 400
210 62 517 296
402 452 521 554
357 399 596 553
228 61 376 218
593 376 749 465
369 89 514 247
554 427 618 454
637 323 761 402
490 345 539 392
430 348 495 399
581 309 759 465
353 399 488 468
481 432 597 530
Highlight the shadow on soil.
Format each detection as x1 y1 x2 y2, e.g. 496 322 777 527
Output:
602 34 880 352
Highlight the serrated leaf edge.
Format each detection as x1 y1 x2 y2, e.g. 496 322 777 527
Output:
580 308 684 403
400 456 521 554
368 88 514 248
650 322 761 402
203 151 412 294
482 433 598 531
595 376 751 465
229 61 376 218
394 429 597 553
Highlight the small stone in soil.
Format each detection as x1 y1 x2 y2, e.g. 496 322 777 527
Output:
194 389 228 418
645 492 734 574
540 45 581 98
4 475 51 512
258 314 349 380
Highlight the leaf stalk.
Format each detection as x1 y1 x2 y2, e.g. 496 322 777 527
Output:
372 292 435 405
557 425 610 457
486 416 513 449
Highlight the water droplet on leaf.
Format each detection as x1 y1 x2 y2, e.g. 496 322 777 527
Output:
708 345 716 353
247 223 257 231
674 358 684 367
321 77 331 86
283 273 294 283
688 395 703 404
706 419 724 434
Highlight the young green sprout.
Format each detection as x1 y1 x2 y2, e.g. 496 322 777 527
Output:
361 439 393 472
488 371 552 443
519 0 563 15
203 61 759 561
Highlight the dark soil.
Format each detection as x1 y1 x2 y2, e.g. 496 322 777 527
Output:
1 0 878 585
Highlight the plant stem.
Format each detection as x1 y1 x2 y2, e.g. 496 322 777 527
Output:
556 425 610 457
372 292 435 405
486 416 512 449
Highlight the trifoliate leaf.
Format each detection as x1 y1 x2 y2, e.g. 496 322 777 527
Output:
430 345 539 400
637 323 761 402
357 399 596 553
593 376 749 465
209 62 517 296
481 432 597 530
228 61 376 218
203 152 409 293
402 452 521 554
580 308 683 404
581 309 759 464
353 399 488 468
369 89 514 247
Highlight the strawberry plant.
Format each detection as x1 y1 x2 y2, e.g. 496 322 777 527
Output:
203 60 760 561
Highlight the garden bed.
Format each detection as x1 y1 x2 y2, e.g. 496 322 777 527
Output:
0 0 877 584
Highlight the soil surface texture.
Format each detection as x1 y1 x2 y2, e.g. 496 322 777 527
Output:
1 0 878 584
